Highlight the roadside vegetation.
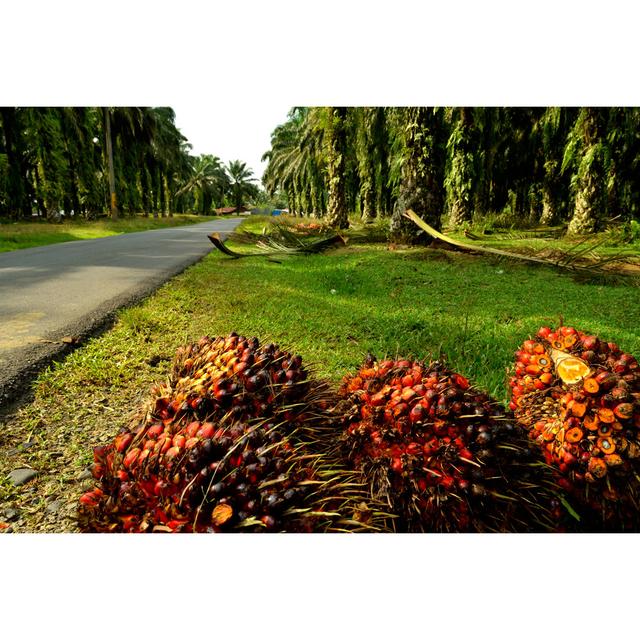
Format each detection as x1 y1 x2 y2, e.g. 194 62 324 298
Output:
0 213 232 252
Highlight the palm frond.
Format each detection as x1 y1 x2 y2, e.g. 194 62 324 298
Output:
405 209 639 280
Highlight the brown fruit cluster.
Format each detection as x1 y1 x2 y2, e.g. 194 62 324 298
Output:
78 334 387 533
339 356 556 532
510 325 640 529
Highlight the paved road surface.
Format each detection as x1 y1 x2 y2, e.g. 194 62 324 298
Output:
0 217 243 407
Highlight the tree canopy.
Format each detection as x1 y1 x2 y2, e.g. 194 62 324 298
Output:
0 107 262 220
261 107 640 238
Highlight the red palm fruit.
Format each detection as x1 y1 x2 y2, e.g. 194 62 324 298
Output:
401 388 416 402
91 463 105 479
93 445 109 464
598 408 615 424
401 374 413 387
173 434 186 449
452 373 470 389
79 491 100 507
537 326 552 339
119 515 139 532
582 335 599 351
123 448 141 470
147 423 165 438
595 371 618 391
115 432 134 454
583 378 600 394
518 352 531 365
185 421 201 438
164 445 181 462
409 404 426 423
185 437 199 449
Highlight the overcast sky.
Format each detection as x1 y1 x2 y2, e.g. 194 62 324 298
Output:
173 102 293 184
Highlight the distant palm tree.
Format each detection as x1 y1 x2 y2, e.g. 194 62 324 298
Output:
176 154 228 214
226 160 258 212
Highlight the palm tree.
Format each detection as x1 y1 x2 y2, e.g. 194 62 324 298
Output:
563 108 609 234
176 154 228 214
445 107 477 228
389 107 446 242
226 160 258 212
262 107 326 216
325 107 348 228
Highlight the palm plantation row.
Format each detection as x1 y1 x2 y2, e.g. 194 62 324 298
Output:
0 107 258 220
262 107 640 239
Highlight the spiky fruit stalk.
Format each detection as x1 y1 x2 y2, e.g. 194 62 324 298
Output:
510 326 640 530
338 356 559 532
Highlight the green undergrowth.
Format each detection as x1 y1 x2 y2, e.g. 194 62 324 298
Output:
0 213 224 252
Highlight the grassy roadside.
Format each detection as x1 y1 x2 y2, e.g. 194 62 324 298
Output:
0 213 229 252
1 216 639 531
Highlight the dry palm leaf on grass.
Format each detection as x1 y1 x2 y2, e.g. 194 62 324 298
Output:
208 221 346 259
405 209 639 281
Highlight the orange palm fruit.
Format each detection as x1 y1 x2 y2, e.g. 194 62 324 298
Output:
597 437 615 455
598 408 615 424
614 403 634 421
565 427 584 443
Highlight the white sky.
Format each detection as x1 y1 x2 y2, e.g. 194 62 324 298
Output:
173 102 293 183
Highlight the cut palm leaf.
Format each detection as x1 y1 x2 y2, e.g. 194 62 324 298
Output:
405 209 636 278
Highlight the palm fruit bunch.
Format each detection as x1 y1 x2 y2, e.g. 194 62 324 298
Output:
338 355 558 532
509 325 640 530
148 333 315 426
78 333 391 533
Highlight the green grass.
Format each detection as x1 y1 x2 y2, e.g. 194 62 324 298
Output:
2 218 639 530
30 218 640 402
0 213 226 252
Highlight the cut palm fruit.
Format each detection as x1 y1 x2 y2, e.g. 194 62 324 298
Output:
510 325 640 531
550 349 592 385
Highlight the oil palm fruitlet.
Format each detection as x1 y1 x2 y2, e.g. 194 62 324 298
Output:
509 325 640 530
78 334 391 533
338 355 559 532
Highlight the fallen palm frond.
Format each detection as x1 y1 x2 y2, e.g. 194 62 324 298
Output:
465 227 567 240
208 227 346 259
405 209 637 279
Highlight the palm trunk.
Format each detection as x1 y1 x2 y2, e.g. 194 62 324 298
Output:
446 107 475 228
103 108 118 219
390 107 445 243
326 107 348 228
0 107 31 219
568 108 607 234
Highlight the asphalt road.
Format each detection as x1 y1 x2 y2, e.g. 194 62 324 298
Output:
0 217 243 408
